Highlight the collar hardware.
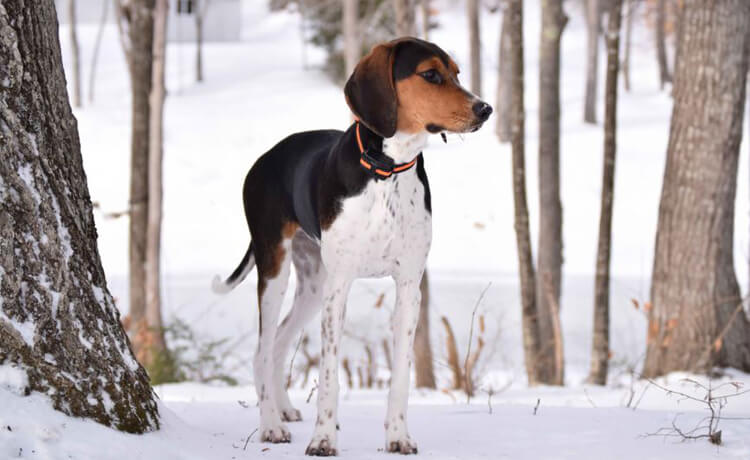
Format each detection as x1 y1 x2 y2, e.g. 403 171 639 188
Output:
355 122 417 180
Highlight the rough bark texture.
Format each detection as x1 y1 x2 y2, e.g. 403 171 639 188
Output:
508 0 541 386
655 0 671 89
67 0 81 108
343 0 359 77
144 0 168 365
536 0 567 386
413 272 436 388
584 0 600 124
393 0 415 36
467 0 481 97
0 0 159 433
644 0 750 378
588 0 622 386
495 6 512 143
88 0 109 103
116 0 154 353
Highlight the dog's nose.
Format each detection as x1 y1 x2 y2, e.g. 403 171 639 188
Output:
472 101 493 121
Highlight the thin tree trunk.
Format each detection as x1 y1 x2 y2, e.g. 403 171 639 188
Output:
393 0 415 36
88 0 110 104
655 0 671 89
196 0 207 82
622 0 634 92
495 5 512 143
537 0 567 386
343 0 359 77
644 0 750 378
508 0 541 386
584 0 600 124
588 0 622 386
0 0 158 433
67 0 82 108
413 273 436 388
144 0 169 367
467 0 482 97
420 0 430 40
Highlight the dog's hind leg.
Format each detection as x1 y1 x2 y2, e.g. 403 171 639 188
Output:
273 232 326 422
254 234 294 443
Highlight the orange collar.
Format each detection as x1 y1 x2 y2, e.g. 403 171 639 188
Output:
355 122 417 180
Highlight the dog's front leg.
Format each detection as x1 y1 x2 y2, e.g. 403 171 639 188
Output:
305 275 352 457
385 277 421 454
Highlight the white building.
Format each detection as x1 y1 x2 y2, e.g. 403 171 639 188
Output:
55 0 242 43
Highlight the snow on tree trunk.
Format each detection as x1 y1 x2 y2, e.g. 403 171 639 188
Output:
588 0 622 386
467 0 481 97
644 0 750 378
0 0 159 433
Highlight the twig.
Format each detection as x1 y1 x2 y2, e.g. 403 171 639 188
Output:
306 379 318 403
583 387 597 408
244 428 257 450
464 283 492 402
287 332 304 389
533 398 541 415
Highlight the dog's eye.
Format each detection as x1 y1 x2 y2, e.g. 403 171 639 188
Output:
419 69 442 84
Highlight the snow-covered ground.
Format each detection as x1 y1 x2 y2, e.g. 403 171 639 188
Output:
2 0 750 458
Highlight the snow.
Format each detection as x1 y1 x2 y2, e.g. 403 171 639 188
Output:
2 0 750 458
0 363 28 396
0 308 36 348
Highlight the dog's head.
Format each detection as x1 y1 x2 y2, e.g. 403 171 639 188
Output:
344 37 492 138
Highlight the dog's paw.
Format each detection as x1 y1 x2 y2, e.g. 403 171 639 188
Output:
260 424 291 443
281 407 303 422
306 436 338 456
386 437 418 455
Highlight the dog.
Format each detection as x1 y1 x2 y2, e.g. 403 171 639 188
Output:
213 37 492 456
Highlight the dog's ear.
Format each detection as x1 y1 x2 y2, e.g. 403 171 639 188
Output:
344 43 398 138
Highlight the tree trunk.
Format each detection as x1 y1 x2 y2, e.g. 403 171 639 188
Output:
508 0 541 386
117 0 155 355
195 0 207 82
587 0 622 386
621 0 634 92
584 0 600 124
467 0 481 97
393 0 415 37
643 0 750 378
0 0 159 433
413 273 436 388
536 0 567 386
67 0 82 108
655 0 671 89
88 0 110 103
144 0 169 368
420 0 430 40
343 0 359 77
495 5 512 143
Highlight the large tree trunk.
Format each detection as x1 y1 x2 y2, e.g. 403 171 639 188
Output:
88 0 110 104
655 0 671 89
643 0 750 378
413 273 436 388
536 0 567 386
467 0 481 97
343 0 359 77
116 0 155 356
0 0 158 433
583 0 600 124
495 5 512 143
67 0 82 108
144 0 169 367
508 0 541 386
393 0 415 36
587 0 622 386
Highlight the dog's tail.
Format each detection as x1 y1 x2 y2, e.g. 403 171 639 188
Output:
212 241 256 294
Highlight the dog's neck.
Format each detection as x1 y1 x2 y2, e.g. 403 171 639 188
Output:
383 131 428 164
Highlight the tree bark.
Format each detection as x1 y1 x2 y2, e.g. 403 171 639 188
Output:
467 0 481 97
343 0 359 77
536 0 567 386
621 0 634 92
88 0 110 104
420 0 430 40
655 0 671 89
495 5 512 143
584 0 600 124
588 0 622 386
67 0 82 108
508 0 541 386
644 0 750 378
195 0 208 82
413 273 436 388
0 0 158 433
393 0 415 36
116 0 155 354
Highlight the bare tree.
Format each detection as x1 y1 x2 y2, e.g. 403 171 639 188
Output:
393 0 415 36
343 0 359 77
0 0 158 432
495 4 512 143
508 0 542 386
467 0 482 97
655 0 671 89
413 273 436 388
115 0 155 359
88 0 110 103
67 0 82 107
588 0 623 386
536 0 567 386
195 0 211 82
644 0 750 378
584 0 601 123
621 0 636 92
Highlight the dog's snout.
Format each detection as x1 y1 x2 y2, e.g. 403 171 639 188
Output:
472 101 493 121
